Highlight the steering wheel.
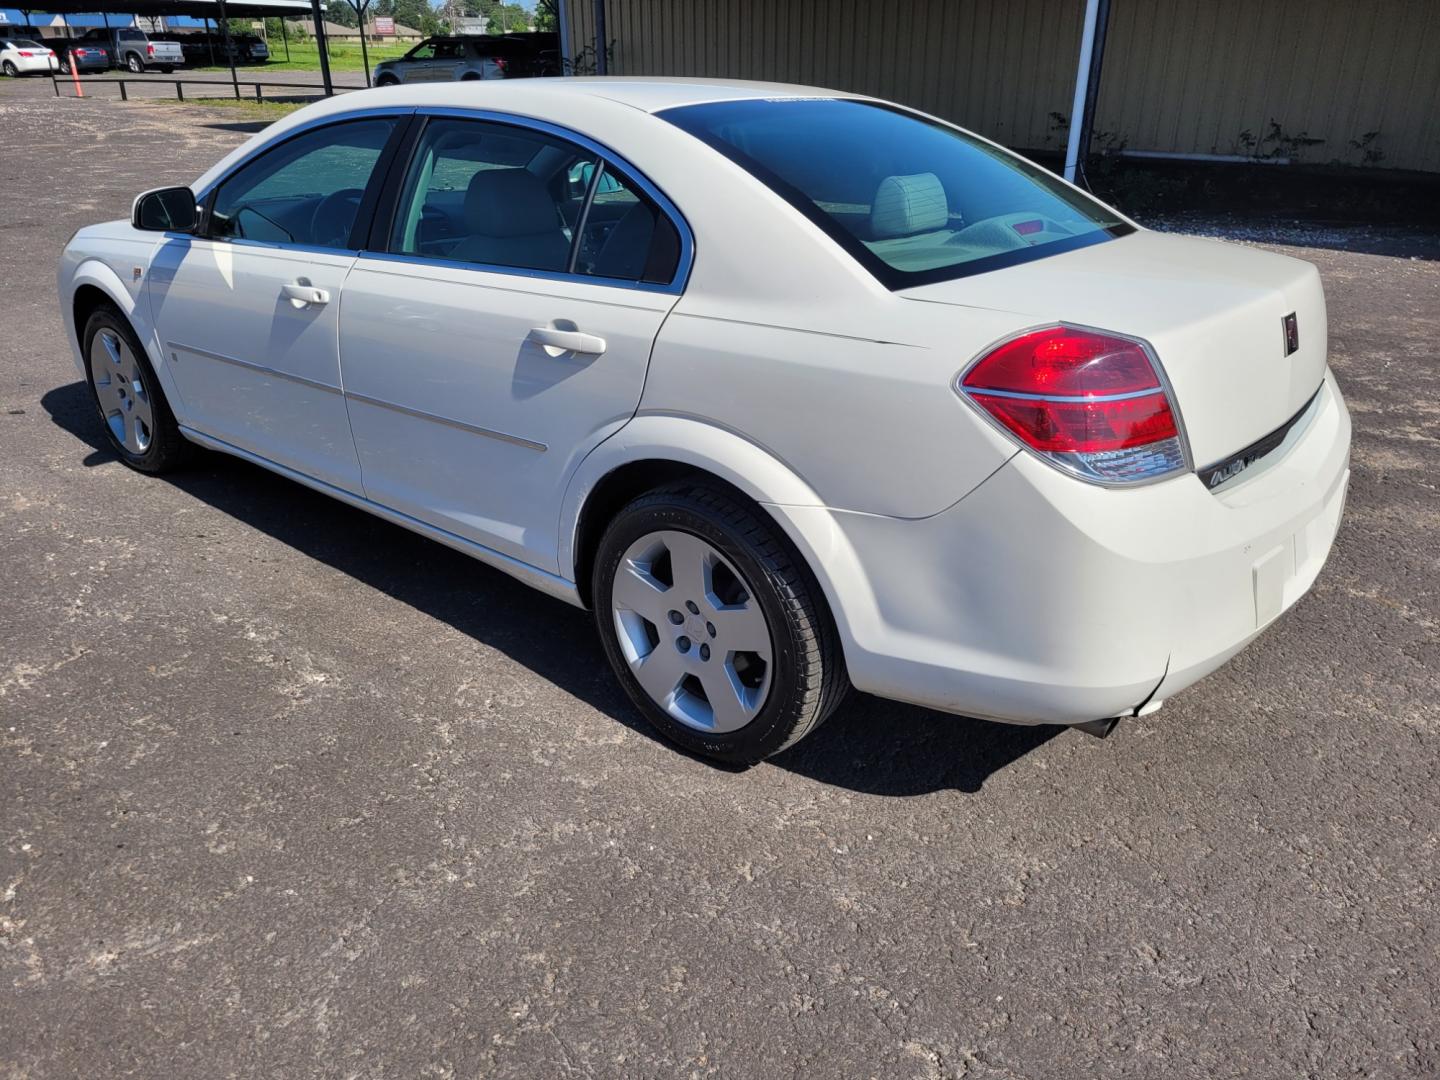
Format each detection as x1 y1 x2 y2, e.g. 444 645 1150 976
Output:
309 188 365 249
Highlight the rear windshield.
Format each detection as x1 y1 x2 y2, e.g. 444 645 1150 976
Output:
659 98 1132 289
117 29 144 40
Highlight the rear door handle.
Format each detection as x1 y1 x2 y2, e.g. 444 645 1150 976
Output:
528 327 607 356
281 281 330 307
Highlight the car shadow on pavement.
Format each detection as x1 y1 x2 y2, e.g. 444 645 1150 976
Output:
43 380 1060 796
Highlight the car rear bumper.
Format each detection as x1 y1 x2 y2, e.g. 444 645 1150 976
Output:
12 55 59 73
780 374 1351 726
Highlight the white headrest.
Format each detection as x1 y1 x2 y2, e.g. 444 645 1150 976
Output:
869 172 948 239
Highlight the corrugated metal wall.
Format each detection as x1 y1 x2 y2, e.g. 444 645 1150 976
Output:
1096 0 1440 171
562 0 1440 173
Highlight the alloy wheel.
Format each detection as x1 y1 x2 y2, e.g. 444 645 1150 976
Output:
89 328 153 454
610 529 773 734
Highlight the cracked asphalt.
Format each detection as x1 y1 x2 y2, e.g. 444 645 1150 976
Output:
1 84 1437 1079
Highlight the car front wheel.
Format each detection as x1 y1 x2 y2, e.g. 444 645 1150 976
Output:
82 305 191 474
593 481 847 764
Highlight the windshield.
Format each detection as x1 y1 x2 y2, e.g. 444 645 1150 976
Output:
660 98 1132 288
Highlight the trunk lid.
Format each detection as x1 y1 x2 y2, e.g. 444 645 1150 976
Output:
901 229 1328 470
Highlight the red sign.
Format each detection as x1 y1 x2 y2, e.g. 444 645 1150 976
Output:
373 16 394 35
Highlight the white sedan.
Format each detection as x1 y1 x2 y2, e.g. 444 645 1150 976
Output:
57 79 1351 763
1 37 58 76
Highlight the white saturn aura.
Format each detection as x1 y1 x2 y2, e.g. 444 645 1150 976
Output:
58 80 1351 764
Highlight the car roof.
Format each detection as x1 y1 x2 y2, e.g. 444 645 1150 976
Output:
364 77 851 116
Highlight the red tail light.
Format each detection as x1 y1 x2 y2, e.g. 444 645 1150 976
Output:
147 43 155 56
960 325 1188 485
18 50 33 57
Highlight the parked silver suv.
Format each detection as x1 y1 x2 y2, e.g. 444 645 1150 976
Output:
373 32 557 85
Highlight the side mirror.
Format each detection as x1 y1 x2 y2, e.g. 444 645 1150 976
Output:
132 186 197 232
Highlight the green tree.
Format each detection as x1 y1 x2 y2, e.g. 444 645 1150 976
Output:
533 0 557 32
484 2 529 33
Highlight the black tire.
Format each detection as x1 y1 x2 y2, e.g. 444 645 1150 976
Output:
159 65 174 74
593 480 848 765
126 53 143 73
2 61 17 77
58 54 71 73
81 305 192 474
376 74 399 86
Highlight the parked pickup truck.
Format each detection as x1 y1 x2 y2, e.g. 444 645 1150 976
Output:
78 27 183 73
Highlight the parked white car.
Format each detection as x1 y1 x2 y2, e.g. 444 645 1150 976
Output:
0 37 58 76
57 80 1351 763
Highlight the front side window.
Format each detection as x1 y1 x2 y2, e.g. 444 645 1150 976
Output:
390 118 596 273
208 118 397 248
660 98 1131 288
406 41 437 61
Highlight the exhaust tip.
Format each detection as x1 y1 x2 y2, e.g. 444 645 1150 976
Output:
1074 717 1120 740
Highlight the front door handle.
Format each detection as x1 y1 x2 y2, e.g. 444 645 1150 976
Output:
282 281 330 308
528 326 607 356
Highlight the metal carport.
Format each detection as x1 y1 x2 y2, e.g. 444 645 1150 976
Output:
22 0 338 95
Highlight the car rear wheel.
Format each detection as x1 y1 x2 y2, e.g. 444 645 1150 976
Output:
159 65 173 73
83 305 191 474
2 61 17 77
593 481 847 765
126 53 143 73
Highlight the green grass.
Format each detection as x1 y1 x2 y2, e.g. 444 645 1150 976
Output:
149 96 307 121
188 40 411 74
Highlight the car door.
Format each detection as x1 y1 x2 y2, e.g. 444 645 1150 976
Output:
396 39 437 81
431 39 467 80
338 114 688 572
146 114 407 492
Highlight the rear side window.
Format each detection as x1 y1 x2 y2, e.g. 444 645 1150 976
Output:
387 116 681 285
660 98 1131 288
573 163 680 285
389 117 597 272
208 118 398 248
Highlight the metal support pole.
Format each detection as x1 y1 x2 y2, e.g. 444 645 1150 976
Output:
204 17 215 65
310 0 334 95
557 0 572 74
355 1 371 87
217 0 240 98
1063 0 1111 185
176 79 184 100
591 0 606 75
279 14 289 62
118 79 127 100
